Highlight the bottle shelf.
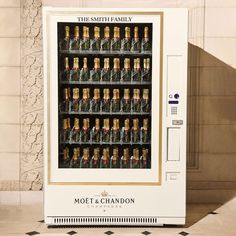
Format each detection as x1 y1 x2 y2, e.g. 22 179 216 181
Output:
59 49 152 56
60 111 150 115
60 80 151 85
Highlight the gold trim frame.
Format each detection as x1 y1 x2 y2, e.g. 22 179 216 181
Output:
46 11 164 186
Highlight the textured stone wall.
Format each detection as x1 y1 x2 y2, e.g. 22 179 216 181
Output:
20 0 43 190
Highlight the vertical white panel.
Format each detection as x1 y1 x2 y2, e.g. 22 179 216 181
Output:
167 128 180 161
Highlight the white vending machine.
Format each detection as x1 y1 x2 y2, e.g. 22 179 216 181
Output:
43 8 188 226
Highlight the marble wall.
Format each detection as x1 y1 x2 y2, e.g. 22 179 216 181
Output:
0 0 236 204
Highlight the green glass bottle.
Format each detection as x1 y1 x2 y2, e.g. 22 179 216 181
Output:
121 58 131 81
61 118 71 142
81 26 90 50
142 58 151 81
80 57 89 81
110 148 120 168
101 26 110 51
80 148 90 168
100 148 110 168
102 118 110 143
71 118 80 142
142 88 150 112
122 118 130 143
132 89 141 112
132 58 142 82
71 57 80 81
102 89 110 112
70 148 80 168
60 26 70 50
80 88 90 112
140 148 150 168
122 88 131 112
141 26 151 52
90 58 101 81
132 118 140 143
62 57 70 81
131 26 141 52
111 27 121 51
91 88 100 112
120 148 130 168
130 148 140 168
90 148 100 168
70 26 80 50
111 89 120 112
111 58 121 82
71 88 79 112
142 118 149 143
92 118 100 143
91 26 100 51
121 27 131 51
60 147 70 168
81 118 90 143
62 88 70 112
101 58 111 81
111 118 120 142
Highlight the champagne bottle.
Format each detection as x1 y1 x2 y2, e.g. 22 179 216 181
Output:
80 57 89 81
72 118 80 142
62 87 70 112
80 88 90 112
91 58 101 81
111 89 120 112
101 58 111 81
132 118 140 143
102 118 110 143
102 88 110 112
90 148 100 168
91 26 100 51
111 27 121 51
142 58 151 81
60 26 70 50
81 118 90 142
71 26 80 50
71 57 80 81
130 148 140 168
120 148 130 168
132 88 141 112
110 147 120 168
80 148 90 168
140 148 149 168
62 118 71 142
92 118 100 142
121 27 131 51
61 147 70 168
91 88 100 112
142 118 149 143
111 58 121 82
100 148 110 168
122 88 131 112
63 57 70 81
81 26 90 50
142 88 150 112
141 26 151 52
122 118 130 143
70 147 80 168
71 88 79 112
121 58 131 81
131 26 141 52
111 118 120 142
132 58 141 81
101 26 110 51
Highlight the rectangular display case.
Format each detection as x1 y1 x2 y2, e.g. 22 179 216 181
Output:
43 8 188 226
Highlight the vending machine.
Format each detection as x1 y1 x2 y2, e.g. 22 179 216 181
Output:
43 7 188 226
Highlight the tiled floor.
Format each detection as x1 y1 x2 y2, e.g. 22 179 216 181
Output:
1 198 236 235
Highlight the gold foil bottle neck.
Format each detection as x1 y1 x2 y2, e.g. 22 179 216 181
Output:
94 58 100 70
83 118 89 130
124 88 130 100
133 118 139 130
63 147 69 160
124 118 130 130
83 57 88 69
104 58 110 70
83 148 89 160
74 118 80 130
133 89 140 99
63 88 70 100
123 148 129 160
73 148 78 160
103 118 110 130
143 88 149 100
143 118 148 130
65 26 70 38
112 89 120 100
73 88 79 100
63 118 68 130
113 58 120 70
95 118 100 130
74 26 79 38
134 26 139 40
113 27 120 39
142 148 148 160
82 88 89 99
136 58 141 70
64 57 69 69
133 148 139 159
113 148 119 160
83 26 89 39
103 88 110 100
144 26 149 39
67 118 71 129
93 88 100 100
125 27 131 39
73 57 79 69
103 148 109 160
94 26 100 39
104 26 110 38
124 58 130 70
93 148 100 160
113 118 119 130
146 58 150 70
